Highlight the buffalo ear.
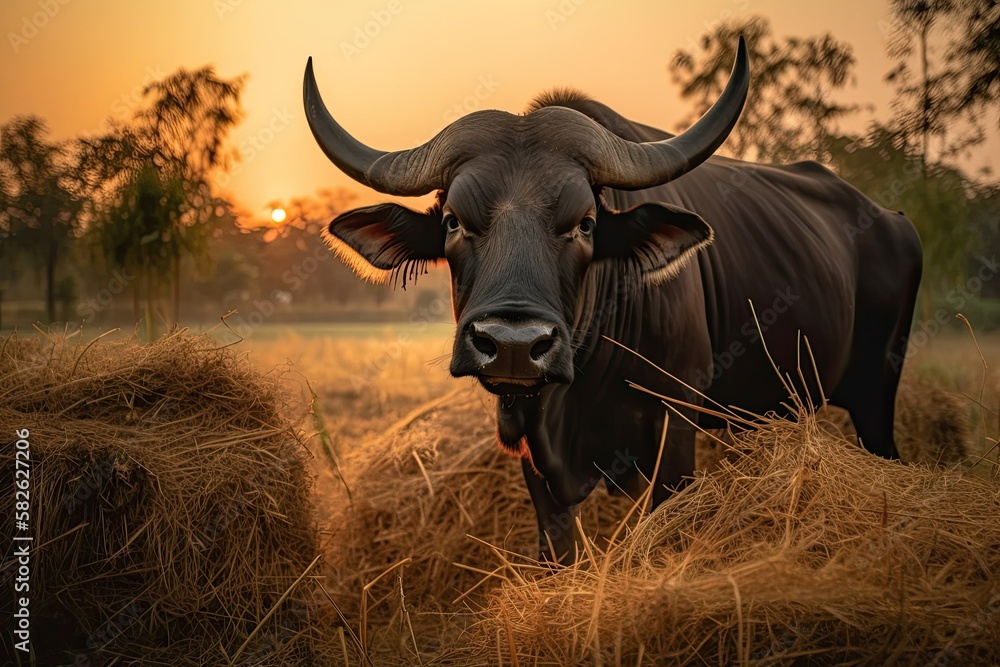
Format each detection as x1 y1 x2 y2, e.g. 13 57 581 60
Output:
594 202 713 283
324 203 445 284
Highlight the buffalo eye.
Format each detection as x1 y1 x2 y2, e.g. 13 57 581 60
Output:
579 217 595 236
444 215 461 233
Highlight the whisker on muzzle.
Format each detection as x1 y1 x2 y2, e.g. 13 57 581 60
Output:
425 353 453 369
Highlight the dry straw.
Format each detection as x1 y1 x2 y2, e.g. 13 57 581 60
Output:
469 413 1000 664
323 340 994 664
696 369 970 473
2 329 993 665
318 386 637 663
0 330 326 665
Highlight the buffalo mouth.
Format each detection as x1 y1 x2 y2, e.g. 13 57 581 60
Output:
478 376 548 397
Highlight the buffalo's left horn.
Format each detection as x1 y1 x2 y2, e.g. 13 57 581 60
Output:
303 57 444 195
589 36 750 190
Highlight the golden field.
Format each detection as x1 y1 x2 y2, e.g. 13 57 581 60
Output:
1 324 998 665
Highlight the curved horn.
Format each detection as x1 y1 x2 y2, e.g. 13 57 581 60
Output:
303 57 388 186
590 36 750 190
304 58 445 195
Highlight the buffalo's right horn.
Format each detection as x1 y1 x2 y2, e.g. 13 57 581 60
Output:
303 57 446 196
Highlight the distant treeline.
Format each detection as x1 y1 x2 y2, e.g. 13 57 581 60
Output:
2 2 999 335
669 8 1000 327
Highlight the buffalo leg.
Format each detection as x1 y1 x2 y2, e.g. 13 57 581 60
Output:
835 371 899 458
832 329 906 460
521 458 581 564
832 230 920 460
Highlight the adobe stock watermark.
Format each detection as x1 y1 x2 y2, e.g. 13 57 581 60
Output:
76 269 134 321
227 236 329 337
7 0 71 53
340 0 404 62
76 601 146 660
430 75 501 134
443 76 501 124
227 290 293 339
79 65 169 141
545 0 587 29
213 0 244 20
844 159 923 244
349 291 450 391
690 287 800 394
890 255 999 371
714 163 769 199
216 107 294 188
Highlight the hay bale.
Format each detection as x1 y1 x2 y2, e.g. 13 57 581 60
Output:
695 428 736 473
322 375 977 663
818 370 970 465
470 416 1000 664
893 371 969 464
0 332 326 665
319 387 635 662
696 369 971 473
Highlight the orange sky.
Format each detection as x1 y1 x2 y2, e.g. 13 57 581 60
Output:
2 0 996 221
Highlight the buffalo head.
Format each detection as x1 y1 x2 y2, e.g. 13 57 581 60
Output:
303 39 748 407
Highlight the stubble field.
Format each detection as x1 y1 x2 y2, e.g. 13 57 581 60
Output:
248 321 1000 663
3 321 998 665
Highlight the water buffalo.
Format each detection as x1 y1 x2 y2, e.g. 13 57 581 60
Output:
302 38 922 562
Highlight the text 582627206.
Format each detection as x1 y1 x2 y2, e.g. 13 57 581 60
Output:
12 428 32 653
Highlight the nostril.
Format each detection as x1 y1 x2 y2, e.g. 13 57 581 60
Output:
530 337 555 361
471 332 498 358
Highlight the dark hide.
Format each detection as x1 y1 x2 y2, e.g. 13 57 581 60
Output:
323 95 922 563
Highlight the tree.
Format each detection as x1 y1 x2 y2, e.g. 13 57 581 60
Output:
877 0 1000 321
95 158 186 334
140 67 244 182
950 0 1000 130
0 116 84 323
80 67 245 337
882 1 1000 171
829 127 973 304
883 0 966 174
141 67 244 326
669 16 861 164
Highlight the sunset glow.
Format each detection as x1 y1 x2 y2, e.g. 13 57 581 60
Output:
1 0 996 213
3 2 999 662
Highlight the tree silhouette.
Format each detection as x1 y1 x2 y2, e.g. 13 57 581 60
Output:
950 0 1000 133
883 0 965 175
0 116 84 323
669 16 861 164
80 66 245 338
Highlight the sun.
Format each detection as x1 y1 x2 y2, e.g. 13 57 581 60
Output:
270 208 287 224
